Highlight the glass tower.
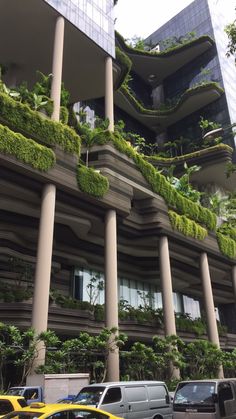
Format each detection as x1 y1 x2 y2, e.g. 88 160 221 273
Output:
45 0 115 57
146 0 236 148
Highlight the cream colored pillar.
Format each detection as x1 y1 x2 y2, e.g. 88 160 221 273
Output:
50 16 65 121
200 252 224 378
105 209 119 381
105 56 114 132
31 184 56 369
159 235 180 379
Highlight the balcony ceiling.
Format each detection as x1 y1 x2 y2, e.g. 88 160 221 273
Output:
117 36 214 86
114 85 222 133
150 146 235 193
0 0 119 102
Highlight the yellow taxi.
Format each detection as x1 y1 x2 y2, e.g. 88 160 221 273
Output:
0 402 122 419
0 396 27 417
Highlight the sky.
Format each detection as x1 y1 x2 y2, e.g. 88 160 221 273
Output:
114 0 236 40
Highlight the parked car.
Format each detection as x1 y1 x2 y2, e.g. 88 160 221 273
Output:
173 379 236 419
0 402 122 419
0 395 27 417
69 381 172 419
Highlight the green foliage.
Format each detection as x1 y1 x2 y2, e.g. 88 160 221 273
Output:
207 191 236 222
121 335 185 381
198 116 222 147
166 162 202 203
161 32 196 50
0 282 33 303
77 120 109 166
84 127 217 232
226 162 236 178
0 92 81 155
115 47 132 89
86 275 104 306
77 165 109 198
147 143 233 163
120 81 223 117
119 298 164 326
0 324 59 389
121 342 158 380
225 19 236 57
0 123 56 171
133 155 216 231
168 210 208 240
182 339 223 379
38 328 127 382
216 232 236 259
31 71 70 107
0 321 232 385
59 106 69 125
32 93 48 111
116 31 213 57
218 222 236 241
175 313 206 336
127 36 146 50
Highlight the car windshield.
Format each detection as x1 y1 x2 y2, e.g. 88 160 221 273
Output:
73 387 105 406
174 382 216 406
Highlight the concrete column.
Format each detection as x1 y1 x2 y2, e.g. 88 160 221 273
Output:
105 56 114 132
200 252 224 378
31 184 56 369
159 236 177 336
159 235 180 379
232 265 236 299
105 209 119 381
50 16 65 121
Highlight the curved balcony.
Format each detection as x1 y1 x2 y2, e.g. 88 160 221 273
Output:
147 144 236 192
115 82 223 133
115 32 215 85
0 301 235 349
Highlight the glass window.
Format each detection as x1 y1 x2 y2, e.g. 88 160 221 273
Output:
102 387 122 404
174 382 215 406
23 388 39 400
218 383 233 417
74 387 105 405
0 401 14 415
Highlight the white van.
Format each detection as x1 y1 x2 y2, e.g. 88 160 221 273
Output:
73 381 172 419
173 379 236 419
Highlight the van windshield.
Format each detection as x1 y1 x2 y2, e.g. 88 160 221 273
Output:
73 387 105 406
8 388 25 396
174 382 216 407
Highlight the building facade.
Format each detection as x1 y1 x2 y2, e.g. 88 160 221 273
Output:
145 0 236 150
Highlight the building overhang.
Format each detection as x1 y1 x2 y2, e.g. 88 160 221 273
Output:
116 32 214 85
148 144 235 192
114 84 223 133
0 0 119 103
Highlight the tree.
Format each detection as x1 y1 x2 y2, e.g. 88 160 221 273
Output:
38 328 127 383
225 15 236 57
182 340 223 379
121 342 157 380
0 323 22 390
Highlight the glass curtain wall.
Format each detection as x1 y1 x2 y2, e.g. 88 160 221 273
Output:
45 0 115 56
74 267 201 319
